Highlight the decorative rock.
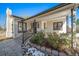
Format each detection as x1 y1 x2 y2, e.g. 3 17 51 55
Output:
46 48 51 55
59 52 67 56
27 47 45 56
32 51 45 56
41 47 45 52
52 50 58 56
36 45 40 50
28 47 37 53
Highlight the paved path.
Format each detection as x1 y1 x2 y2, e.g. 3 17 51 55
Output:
0 39 22 56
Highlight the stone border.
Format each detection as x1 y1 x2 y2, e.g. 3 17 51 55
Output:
28 42 67 56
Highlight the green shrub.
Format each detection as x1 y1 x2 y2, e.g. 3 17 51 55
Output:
31 32 45 45
47 32 71 50
59 34 71 48
47 32 59 49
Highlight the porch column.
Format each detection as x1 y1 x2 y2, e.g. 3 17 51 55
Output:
22 20 24 46
66 15 68 33
71 8 77 51
71 8 74 49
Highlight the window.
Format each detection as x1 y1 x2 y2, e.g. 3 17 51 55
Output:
53 22 63 30
18 21 27 33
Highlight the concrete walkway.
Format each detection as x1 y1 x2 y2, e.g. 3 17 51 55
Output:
0 39 22 56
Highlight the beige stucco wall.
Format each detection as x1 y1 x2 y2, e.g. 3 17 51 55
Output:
36 16 67 33
12 18 22 38
26 21 33 32
6 16 13 38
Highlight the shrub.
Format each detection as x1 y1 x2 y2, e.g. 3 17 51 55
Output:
47 32 71 51
59 34 71 49
31 32 71 51
47 32 59 49
31 32 45 45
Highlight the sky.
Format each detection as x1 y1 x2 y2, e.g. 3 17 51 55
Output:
0 3 60 27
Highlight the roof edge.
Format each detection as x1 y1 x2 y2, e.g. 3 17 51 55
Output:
11 15 25 20
25 3 71 20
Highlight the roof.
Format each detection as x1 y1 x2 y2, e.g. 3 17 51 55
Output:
25 3 71 20
11 15 25 20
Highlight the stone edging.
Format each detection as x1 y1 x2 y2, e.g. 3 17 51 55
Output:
28 42 67 56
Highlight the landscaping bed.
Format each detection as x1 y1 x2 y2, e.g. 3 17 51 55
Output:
24 40 67 56
30 32 78 56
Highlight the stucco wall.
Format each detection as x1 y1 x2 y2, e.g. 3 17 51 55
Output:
6 15 13 38
36 16 67 33
13 18 22 38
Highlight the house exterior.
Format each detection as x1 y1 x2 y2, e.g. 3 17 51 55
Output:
6 3 79 38
25 4 78 35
